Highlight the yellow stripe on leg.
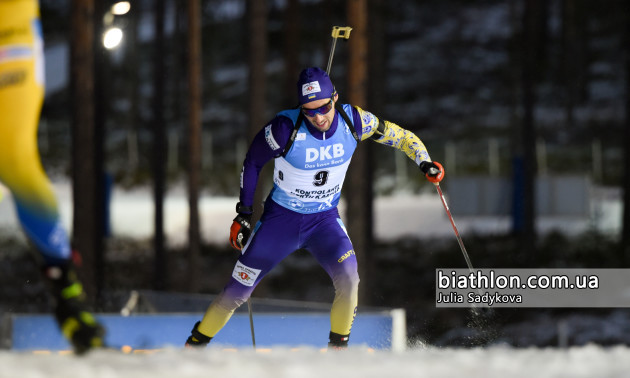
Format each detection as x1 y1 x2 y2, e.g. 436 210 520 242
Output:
198 302 237 338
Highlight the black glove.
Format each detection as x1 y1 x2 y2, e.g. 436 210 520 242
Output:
229 202 253 250
419 161 444 183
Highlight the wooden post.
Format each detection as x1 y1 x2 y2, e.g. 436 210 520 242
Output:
517 0 543 261
247 0 269 221
622 7 630 262
153 0 167 290
345 0 373 304
70 0 99 302
283 0 299 107
187 0 203 291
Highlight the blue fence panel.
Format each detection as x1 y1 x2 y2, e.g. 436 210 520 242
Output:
10 312 397 351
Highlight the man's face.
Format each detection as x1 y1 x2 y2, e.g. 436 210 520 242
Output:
301 94 338 132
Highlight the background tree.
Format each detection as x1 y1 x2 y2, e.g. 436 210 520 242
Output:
70 0 102 303
623 3 630 263
247 0 269 222
283 0 299 107
152 0 167 291
514 0 548 262
187 0 203 291
345 0 374 304
560 0 587 132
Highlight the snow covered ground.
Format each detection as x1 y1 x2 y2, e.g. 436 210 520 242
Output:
0 180 621 247
1 344 629 378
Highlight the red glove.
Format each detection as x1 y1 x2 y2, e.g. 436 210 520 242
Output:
229 214 252 250
420 161 444 183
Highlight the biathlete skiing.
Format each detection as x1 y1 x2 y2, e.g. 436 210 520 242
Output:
0 0 104 354
185 67 444 349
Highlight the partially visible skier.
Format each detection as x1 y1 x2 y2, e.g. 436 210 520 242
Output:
0 0 104 354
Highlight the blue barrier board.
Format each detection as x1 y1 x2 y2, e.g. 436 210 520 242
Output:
10 313 396 350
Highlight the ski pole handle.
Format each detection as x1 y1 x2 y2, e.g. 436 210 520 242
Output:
326 26 353 75
331 26 352 39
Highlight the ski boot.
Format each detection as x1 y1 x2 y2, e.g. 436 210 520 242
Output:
185 321 212 348
44 264 105 355
328 331 350 350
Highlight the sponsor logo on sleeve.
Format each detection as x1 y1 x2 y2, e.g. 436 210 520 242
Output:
232 261 261 287
264 124 280 150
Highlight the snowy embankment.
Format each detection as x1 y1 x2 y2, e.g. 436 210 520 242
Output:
1 344 629 378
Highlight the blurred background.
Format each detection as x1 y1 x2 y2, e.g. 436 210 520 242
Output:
1 0 629 347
